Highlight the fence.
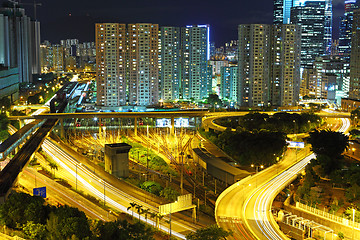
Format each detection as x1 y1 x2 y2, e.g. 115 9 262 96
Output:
296 202 360 229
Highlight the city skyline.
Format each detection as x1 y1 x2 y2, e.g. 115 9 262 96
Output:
7 0 346 46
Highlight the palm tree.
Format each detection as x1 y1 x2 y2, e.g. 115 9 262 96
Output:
135 204 143 221
127 202 137 218
149 212 157 227
141 208 150 223
48 161 58 178
155 213 164 228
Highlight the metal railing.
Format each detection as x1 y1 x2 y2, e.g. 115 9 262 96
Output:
296 202 360 229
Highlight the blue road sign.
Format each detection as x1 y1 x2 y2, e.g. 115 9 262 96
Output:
33 187 46 198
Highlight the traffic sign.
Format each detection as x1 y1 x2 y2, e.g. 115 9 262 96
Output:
33 187 46 198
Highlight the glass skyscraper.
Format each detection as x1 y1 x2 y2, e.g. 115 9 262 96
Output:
290 1 326 68
339 0 358 57
274 0 332 55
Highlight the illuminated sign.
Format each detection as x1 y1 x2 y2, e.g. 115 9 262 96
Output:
156 118 189 128
287 141 305 148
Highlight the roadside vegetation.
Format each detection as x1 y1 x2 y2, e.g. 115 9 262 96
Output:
291 129 360 222
0 192 159 240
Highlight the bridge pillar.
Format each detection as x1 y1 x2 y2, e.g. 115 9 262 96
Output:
18 119 23 129
171 116 175 135
60 119 64 139
134 117 137 136
99 118 102 138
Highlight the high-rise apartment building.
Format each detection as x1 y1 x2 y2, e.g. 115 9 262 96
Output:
220 66 238 103
127 23 159 106
180 25 210 100
238 24 300 107
51 44 65 72
270 24 301 106
0 4 40 83
160 26 180 101
290 1 326 69
339 0 358 57
238 24 271 107
95 23 127 106
96 23 159 107
350 9 360 99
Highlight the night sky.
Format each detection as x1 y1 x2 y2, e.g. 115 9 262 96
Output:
4 0 346 46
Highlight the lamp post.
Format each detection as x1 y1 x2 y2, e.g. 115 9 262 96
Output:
180 151 184 194
75 163 78 191
353 208 356 240
99 179 105 206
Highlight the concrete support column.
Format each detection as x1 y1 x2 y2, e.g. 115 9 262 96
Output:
99 118 102 137
134 117 137 136
18 119 23 129
171 116 175 135
60 118 64 139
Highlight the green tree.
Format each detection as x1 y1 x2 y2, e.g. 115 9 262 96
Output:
95 220 154 240
0 192 47 228
23 221 46 240
207 93 222 110
140 181 162 195
186 225 232 240
48 161 58 178
345 184 360 202
308 130 349 175
351 108 360 126
46 205 92 240
160 187 180 201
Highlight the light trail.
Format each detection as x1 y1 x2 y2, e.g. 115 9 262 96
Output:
41 138 191 239
246 117 350 240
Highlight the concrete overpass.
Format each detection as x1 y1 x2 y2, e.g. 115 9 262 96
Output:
9 110 208 137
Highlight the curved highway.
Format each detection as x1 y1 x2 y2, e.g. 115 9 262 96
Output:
215 117 350 240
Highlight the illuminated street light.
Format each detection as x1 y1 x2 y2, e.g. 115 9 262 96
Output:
99 179 106 206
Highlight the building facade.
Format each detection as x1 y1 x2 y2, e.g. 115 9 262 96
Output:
238 24 271 107
0 5 40 83
238 24 300 108
270 24 301 106
290 1 326 69
339 0 358 57
180 25 210 100
350 9 360 100
95 23 127 106
220 66 238 104
160 26 180 101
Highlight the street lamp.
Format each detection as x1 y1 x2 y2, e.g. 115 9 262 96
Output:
99 179 106 206
353 208 356 240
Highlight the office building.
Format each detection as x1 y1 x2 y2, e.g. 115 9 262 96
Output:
180 25 211 100
274 0 332 55
95 23 127 106
350 9 360 99
339 0 358 57
290 1 326 69
160 26 180 101
303 56 349 104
